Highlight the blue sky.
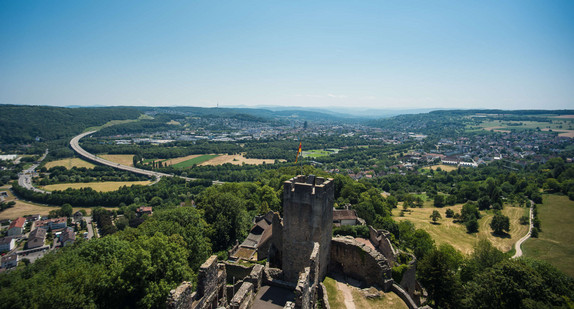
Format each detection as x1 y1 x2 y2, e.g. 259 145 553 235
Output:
1 1 573 110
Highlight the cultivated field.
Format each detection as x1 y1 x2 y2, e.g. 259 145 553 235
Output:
41 181 152 192
174 154 219 168
393 204 529 255
199 154 282 166
422 164 459 172
99 154 135 166
523 195 574 277
323 276 407 309
160 154 202 166
44 158 95 169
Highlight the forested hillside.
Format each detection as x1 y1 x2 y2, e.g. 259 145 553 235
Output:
0 105 141 151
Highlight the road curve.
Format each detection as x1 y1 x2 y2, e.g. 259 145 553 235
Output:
70 131 223 184
17 149 50 194
512 200 534 259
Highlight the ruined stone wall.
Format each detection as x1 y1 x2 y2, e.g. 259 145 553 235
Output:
368 226 397 264
329 236 393 291
230 282 254 309
224 262 254 284
282 175 333 282
167 255 227 309
294 243 320 309
399 255 418 301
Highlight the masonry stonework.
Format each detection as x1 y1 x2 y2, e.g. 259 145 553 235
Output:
282 175 333 282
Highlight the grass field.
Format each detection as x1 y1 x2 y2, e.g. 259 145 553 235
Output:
523 195 574 277
99 154 134 166
323 276 407 309
469 118 574 136
0 185 112 220
393 203 528 255
41 181 152 192
172 154 218 168
44 157 96 169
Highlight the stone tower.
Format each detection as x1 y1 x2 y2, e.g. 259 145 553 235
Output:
282 175 333 282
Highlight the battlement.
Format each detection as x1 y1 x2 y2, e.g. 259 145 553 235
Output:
283 175 332 197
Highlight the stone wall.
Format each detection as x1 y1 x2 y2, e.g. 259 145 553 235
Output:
166 282 194 309
230 282 254 309
368 226 397 264
282 175 333 282
399 254 418 301
293 243 320 309
167 255 227 309
329 236 393 291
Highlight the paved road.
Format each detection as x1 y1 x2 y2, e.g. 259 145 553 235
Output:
70 131 223 184
85 216 95 239
17 149 50 194
512 200 534 259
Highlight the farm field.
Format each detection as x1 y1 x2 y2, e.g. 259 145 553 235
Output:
199 154 283 166
44 158 96 169
523 195 574 277
470 118 574 135
41 181 152 192
173 154 218 168
392 204 528 255
99 154 135 166
323 276 407 309
421 164 458 172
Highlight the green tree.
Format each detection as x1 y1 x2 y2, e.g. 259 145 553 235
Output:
418 244 463 308
490 213 510 235
465 219 479 233
445 208 454 218
430 210 442 223
434 194 445 207
60 203 73 217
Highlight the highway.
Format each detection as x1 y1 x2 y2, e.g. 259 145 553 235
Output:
70 131 223 184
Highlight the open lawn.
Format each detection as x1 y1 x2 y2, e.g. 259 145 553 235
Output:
99 154 135 166
44 158 96 169
323 276 407 309
41 181 152 192
523 195 574 277
393 204 528 255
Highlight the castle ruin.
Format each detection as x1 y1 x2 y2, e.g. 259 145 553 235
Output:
168 175 425 309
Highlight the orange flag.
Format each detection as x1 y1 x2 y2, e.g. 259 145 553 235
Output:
295 142 302 163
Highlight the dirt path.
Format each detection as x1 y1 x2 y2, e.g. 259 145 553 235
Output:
512 200 534 258
335 281 356 309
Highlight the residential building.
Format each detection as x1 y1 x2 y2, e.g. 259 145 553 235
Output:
60 227 76 246
1 254 18 269
27 228 47 249
333 209 360 226
0 237 15 252
7 217 26 236
35 217 67 230
73 211 83 222
136 206 153 217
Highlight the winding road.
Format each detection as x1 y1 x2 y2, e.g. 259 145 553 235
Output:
70 131 223 184
17 149 50 194
512 200 534 259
